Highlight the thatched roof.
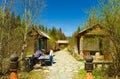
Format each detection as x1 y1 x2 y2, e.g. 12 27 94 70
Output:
77 24 104 37
28 27 50 39
37 30 50 39
56 40 69 44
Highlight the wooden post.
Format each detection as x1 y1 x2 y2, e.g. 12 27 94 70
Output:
85 56 93 79
10 71 18 79
10 54 19 79
80 36 84 59
86 71 93 79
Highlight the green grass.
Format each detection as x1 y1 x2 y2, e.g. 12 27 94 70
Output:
78 59 85 62
73 69 86 79
78 69 86 75
93 69 101 79
26 51 34 56
73 69 114 79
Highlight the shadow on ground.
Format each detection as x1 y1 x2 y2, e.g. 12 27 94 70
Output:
41 60 56 66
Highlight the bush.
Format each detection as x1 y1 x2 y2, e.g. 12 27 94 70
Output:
93 69 101 79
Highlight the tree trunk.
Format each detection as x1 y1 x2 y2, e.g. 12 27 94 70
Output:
20 29 27 70
0 55 2 75
115 75 118 79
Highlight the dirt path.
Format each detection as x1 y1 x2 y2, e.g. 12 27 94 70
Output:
45 48 84 79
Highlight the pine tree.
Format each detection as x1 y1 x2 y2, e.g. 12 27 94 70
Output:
16 14 21 27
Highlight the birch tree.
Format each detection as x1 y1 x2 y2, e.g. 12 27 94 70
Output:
0 0 22 74
0 0 6 75
89 0 120 78
19 0 46 59
102 1 120 78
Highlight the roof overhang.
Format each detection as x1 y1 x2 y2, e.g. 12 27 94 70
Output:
56 40 69 44
28 27 50 39
76 24 103 38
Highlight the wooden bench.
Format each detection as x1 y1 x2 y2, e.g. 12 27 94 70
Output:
38 55 51 66
38 55 50 60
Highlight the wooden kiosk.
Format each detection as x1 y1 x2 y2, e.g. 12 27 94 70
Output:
28 27 50 53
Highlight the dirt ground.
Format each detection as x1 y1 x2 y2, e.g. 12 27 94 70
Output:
45 48 84 79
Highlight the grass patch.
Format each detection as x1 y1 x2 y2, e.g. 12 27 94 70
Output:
73 69 86 79
78 59 85 62
78 69 86 75
93 69 101 79
73 69 113 79
26 51 34 56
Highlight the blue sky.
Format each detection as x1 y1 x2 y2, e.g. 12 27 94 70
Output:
0 0 99 37
40 0 99 37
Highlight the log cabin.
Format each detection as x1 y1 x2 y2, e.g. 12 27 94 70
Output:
28 27 50 54
76 24 111 60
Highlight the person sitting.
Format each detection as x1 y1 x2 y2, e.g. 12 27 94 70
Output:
31 49 43 66
34 49 43 58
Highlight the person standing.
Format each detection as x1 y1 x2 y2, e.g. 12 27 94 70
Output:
49 48 53 65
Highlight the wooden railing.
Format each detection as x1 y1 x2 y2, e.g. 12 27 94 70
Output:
93 61 113 68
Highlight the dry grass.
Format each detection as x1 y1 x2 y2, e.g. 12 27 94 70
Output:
19 69 47 79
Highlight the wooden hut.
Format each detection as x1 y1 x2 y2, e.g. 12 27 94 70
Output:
28 27 50 53
55 40 69 50
76 24 111 60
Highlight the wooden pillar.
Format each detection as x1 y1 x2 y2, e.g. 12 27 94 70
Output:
77 37 80 54
80 36 84 59
85 56 93 79
86 71 93 79
46 39 47 52
39 38 41 50
10 71 18 79
10 54 18 79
